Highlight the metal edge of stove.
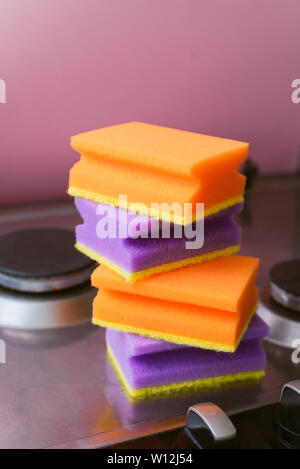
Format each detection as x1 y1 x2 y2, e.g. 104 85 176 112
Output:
0 283 96 331
258 284 300 349
49 388 282 449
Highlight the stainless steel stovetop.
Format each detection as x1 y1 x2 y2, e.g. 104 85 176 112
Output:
0 175 299 449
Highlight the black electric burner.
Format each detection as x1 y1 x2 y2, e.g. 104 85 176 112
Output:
258 260 300 349
0 228 94 293
270 259 300 312
0 228 96 330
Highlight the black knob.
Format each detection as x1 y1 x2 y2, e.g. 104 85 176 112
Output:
275 380 300 449
184 403 238 449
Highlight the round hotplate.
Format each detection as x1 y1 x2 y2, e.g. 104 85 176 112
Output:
270 259 300 312
0 228 95 293
258 283 300 349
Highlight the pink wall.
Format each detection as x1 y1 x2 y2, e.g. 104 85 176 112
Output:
0 0 299 204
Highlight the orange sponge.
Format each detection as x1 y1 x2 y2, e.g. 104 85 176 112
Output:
92 256 259 314
69 122 248 224
92 256 259 352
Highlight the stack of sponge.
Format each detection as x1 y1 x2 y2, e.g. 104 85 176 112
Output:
68 122 268 401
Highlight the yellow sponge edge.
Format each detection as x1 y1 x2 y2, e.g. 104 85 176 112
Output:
75 242 240 282
107 344 265 402
94 305 257 353
68 186 243 225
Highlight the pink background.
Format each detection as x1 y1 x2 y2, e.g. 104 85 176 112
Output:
0 0 299 204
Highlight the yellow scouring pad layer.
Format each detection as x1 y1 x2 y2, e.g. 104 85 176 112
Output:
76 241 240 282
68 187 243 225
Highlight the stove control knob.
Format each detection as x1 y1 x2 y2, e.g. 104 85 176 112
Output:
184 402 238 449
275 380 300 449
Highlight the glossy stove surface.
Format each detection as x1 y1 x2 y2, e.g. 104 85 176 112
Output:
0 176 299 449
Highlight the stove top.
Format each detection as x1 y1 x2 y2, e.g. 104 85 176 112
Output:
0 176 299 449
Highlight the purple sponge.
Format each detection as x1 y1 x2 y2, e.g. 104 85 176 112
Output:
106 315 268 399
74 198 242 278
